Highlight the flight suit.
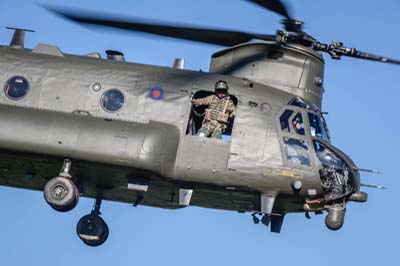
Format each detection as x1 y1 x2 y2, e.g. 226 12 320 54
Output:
192 94 236 139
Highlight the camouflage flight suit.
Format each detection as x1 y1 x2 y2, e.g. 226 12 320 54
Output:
192 94 236 139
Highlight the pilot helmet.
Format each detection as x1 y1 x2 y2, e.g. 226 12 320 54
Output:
293 115 303 125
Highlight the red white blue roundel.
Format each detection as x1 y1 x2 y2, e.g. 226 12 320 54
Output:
149 87 164 100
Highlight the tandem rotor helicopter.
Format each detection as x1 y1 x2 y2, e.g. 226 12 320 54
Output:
0 0 396 246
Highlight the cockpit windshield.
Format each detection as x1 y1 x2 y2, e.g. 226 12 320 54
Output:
288 97 330 141
308 112 329 140
313 140 354 201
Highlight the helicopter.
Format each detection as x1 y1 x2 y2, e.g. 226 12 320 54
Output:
0 0 395 247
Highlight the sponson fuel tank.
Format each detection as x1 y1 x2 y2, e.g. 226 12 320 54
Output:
0 105 180 177
209 42 325 108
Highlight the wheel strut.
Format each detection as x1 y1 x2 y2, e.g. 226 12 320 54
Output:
43 159 79 212
92 197 102 216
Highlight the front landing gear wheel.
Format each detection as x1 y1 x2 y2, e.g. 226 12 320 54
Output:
44 176 79 212
325 205 346 231
76 214 109 247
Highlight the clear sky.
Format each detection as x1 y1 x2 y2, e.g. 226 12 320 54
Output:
0 0 399 265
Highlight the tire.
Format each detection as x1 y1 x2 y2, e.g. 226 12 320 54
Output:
325 205 345 231
76 214 109 247
43 176 79 212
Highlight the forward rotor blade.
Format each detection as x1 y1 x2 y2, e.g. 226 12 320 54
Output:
44 6 277 46
347 49 400 65
313 41 400 65
245 0 292 20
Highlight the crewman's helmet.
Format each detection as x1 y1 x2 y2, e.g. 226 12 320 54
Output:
215 80 229 96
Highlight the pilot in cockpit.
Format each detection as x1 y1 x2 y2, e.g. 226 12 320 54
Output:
292 115 305 135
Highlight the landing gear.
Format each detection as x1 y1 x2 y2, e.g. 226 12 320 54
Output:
77 198 109 247
251 213 260 224
251 212 285 233
325 204 346 231
43 159 79 212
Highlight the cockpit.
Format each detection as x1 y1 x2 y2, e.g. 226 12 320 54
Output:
279 97 355 202
288 97 330 141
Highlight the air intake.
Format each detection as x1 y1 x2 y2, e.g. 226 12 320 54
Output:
105 50 125 61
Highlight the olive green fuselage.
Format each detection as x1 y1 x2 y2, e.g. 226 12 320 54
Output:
0 44 358 214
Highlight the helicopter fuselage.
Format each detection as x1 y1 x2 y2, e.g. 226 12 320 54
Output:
0 42 359 217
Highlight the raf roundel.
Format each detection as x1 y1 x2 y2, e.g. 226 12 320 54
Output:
149 87 164 101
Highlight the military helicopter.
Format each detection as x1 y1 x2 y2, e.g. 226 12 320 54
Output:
0 0 394 247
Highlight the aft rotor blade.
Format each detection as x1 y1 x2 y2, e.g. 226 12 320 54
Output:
245 0 292 20
44 6 277 46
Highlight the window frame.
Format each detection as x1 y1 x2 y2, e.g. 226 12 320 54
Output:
276 106 316 169
3 75 30 101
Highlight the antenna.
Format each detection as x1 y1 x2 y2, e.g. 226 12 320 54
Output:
353 167 383 175
360 183 387 190
6 27 35 49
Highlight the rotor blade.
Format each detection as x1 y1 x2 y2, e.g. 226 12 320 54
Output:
245 0 292 20
312 41 400 65
43 6 277 47
347 49 400 65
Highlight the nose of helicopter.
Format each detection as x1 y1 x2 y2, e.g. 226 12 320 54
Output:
313 140 361 201
331 145 361 193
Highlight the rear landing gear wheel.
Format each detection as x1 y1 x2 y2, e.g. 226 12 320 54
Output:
43 176 79 212
77 198 109 247
76 214 109 247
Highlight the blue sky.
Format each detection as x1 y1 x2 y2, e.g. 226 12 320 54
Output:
0 0 399 265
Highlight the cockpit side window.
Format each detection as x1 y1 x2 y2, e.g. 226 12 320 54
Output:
280 110 294 133
278 107 313 168
284 137 311 167
291 112 305 136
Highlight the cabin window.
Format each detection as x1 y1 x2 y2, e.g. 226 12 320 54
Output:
100 89 125 112
186 90 237 141
283 137 311 167
4 76 30 100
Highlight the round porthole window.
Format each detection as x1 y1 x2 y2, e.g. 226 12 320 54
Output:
4 76 30 100
100 89 125 112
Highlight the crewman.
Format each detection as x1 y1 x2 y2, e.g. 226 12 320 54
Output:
192 80 236 139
